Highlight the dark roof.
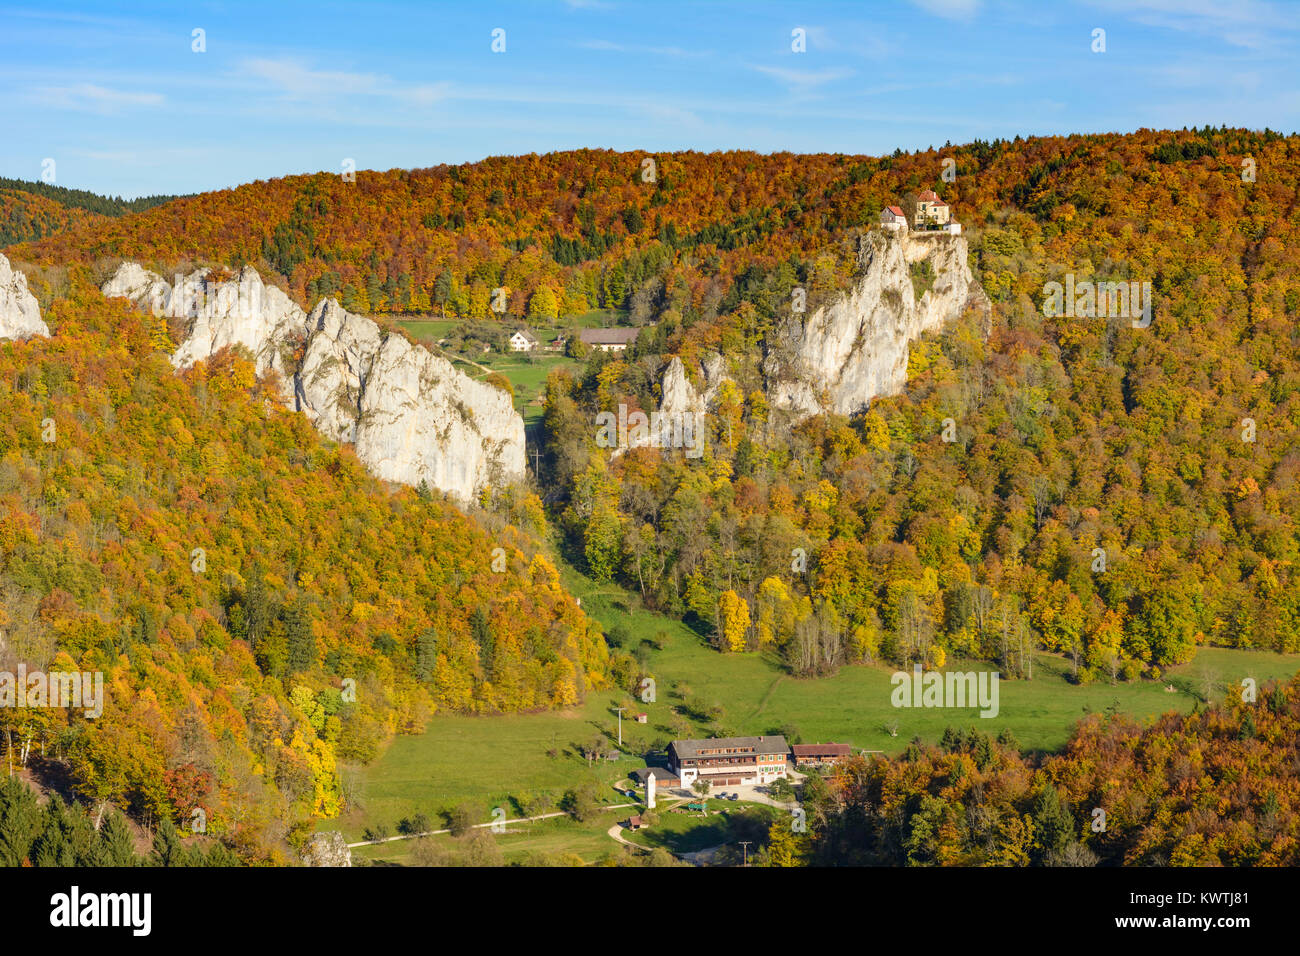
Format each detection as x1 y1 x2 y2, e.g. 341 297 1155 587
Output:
631 767 680 784
670 735 789 759
579 327 640 345
512 328 539 343
792 743 852 757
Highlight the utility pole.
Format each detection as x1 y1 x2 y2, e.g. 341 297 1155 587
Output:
739 840 752 867
531 446 542 474
614 706 625 747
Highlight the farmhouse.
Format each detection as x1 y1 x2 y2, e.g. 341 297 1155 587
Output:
508 328 539 352
914 189 951 229
791 743 852 768
880 205 907 230
668 735 789 787
579 327 639 352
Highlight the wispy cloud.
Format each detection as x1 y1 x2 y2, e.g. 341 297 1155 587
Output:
1085 0 1298 51
752 65 855 89
577 39 708 58
30 82 164 114
241 58 448 107
908 0 981 21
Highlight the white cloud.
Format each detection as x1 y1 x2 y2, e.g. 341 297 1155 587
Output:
30 83 164 114
752 65 855 88
1084 0 1298 51
908 0 981 21
241 58 449 107
576 39 707 58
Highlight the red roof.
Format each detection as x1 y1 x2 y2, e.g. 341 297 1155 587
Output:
885 205 905 216
918 189 940 201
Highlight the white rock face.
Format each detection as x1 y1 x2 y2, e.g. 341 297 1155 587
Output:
0 254 49 340
766 230 989 418
610 353 729 458
102 263 525 502
101 261 176 320
659 353 732 419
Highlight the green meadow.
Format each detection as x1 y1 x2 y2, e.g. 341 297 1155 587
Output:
341 562 1300 852
353 812 631 866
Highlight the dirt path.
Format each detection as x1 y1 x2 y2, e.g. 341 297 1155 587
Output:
347 802 640 849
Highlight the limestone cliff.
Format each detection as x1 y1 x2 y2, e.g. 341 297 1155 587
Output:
659 353 732 419
0 254 49 340
765 229 989 418
102 263 525 502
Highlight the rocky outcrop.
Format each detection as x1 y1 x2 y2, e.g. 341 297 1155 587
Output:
0 254 49 340
658 353 731 420
102 263 525 502
766 230 989 418
608 353 730 458
301 832 352 867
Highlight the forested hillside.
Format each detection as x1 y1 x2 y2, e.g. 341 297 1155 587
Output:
779 675 1300 867
538 128 1300 687
0 190 108 249
0 178 183 248
0 274 613 861
10 129 1300 687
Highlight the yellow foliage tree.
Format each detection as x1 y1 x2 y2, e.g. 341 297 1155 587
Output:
718 590 751 653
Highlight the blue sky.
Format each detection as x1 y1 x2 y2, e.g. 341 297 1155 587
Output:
2 0 1298 198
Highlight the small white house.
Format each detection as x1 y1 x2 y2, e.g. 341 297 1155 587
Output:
881 205 907 231
943 222 962 235
509 328 539 352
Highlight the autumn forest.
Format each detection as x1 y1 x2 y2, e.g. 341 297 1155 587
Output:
3 126 1300 867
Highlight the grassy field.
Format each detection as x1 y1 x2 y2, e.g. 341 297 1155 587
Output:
476 353 581 425
565 567 1300 754
337 690 637 840
397 316 582 424
623 801 780 855
338 559 1300 856
566 307 630 328
352 812 632 866
396 317 462 343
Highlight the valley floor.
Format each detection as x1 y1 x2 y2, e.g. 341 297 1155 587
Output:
339 562 1300 865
